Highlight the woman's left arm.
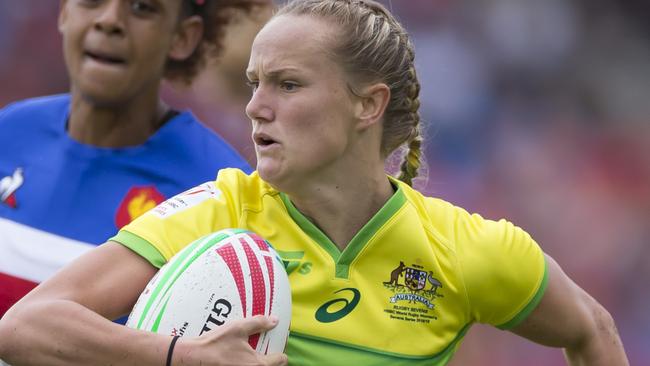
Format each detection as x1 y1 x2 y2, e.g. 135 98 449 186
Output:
510 254 629 366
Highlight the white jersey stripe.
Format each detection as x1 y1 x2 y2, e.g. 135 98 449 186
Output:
0 217 95 283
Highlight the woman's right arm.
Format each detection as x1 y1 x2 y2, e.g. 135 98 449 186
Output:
0 242 287 366
0 242 170 365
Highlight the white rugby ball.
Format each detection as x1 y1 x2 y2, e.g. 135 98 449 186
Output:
126 229 291 354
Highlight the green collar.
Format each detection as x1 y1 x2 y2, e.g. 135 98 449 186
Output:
279 178 407 278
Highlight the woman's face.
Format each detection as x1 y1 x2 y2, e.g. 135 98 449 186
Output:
246 15 361 191
59 0 183 105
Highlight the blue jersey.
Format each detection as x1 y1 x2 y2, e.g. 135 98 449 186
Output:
0 94 251 316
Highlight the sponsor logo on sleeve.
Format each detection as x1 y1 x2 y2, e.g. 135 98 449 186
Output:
151 182 222 219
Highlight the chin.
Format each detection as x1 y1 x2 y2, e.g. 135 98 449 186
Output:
256 163 285 188
78 87 129 108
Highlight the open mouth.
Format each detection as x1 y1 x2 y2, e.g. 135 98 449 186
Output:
85 51 125 65
254 135 277 146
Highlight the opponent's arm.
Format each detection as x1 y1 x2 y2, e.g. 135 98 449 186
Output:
510 254 628 366
0 242 286 366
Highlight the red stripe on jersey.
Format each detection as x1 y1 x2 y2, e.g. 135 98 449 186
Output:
241 238 266 350
0 272 38 317
215 244 246 316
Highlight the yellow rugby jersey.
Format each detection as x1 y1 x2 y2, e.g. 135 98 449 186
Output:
112 168 547 366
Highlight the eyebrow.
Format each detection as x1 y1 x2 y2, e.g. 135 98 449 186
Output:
246 66 301 80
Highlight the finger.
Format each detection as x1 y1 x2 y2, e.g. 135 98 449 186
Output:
261 352 288 366
238 315 279 336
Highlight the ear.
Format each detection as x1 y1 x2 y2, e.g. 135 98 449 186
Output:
355 83 391 131
58 0 68 34
168 15 204 61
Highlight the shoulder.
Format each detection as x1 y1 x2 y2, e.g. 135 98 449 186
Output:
0 94 69 124
394 180 474 251
396 179 539 256
393 180 547 327
0 94 69 146
215 169 275 202
162 111 251 173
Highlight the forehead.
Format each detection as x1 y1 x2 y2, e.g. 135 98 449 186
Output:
248 15 339 73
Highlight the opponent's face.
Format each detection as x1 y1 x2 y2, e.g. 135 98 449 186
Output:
245 15 360 190
59 0 183 105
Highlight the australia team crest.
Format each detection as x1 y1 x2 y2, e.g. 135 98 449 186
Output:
382 261 443 323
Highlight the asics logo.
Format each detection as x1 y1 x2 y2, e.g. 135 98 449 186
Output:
315 288 361 323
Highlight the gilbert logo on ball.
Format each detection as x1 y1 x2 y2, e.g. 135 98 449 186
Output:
126 229 292 354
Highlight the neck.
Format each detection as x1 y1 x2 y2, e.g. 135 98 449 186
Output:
67 91 169 148
288 171 394 251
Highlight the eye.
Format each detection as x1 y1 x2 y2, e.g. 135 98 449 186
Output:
280 81 299 92
246 80 259 93
130 0 157 15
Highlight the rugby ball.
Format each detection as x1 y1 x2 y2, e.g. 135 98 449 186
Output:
126 229 291 354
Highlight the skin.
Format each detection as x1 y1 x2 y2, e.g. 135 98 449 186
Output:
59 0 203 147
511 255 629 365
246 15 392 248
0 11 628 366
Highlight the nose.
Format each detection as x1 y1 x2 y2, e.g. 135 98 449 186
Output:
245 86 274 123
94 0 125 36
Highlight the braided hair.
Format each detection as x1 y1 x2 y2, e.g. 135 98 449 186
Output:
277 0 423 186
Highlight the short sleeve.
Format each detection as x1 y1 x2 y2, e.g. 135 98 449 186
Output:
456 212 548 329
110 169 245 268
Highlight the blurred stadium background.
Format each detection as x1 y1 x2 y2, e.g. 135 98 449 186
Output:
1 1 648 364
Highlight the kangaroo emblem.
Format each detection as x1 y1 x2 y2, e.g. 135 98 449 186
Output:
383 261 406 286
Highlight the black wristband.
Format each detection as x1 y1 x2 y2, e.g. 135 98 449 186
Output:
166 335 180 366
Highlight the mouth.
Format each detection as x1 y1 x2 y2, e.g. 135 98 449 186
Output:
84 50 126 65
254 133 278 147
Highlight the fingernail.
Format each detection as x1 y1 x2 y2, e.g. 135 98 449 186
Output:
269 315 279 324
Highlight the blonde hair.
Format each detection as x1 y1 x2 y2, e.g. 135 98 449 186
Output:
276 0 423 186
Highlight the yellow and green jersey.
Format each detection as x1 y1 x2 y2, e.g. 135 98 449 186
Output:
112 169 547 366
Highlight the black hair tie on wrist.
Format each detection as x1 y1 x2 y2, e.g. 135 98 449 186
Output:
166 335 181 366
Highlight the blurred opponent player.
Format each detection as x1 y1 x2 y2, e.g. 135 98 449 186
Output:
0 0 271 318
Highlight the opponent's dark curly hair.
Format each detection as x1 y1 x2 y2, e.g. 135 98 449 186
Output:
165 0 271 83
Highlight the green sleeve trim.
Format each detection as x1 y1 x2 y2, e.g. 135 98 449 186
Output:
110 230 167 269
497 257 549 330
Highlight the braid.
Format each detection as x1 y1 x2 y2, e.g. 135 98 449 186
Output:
395 47 423 186
397 131 422 186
